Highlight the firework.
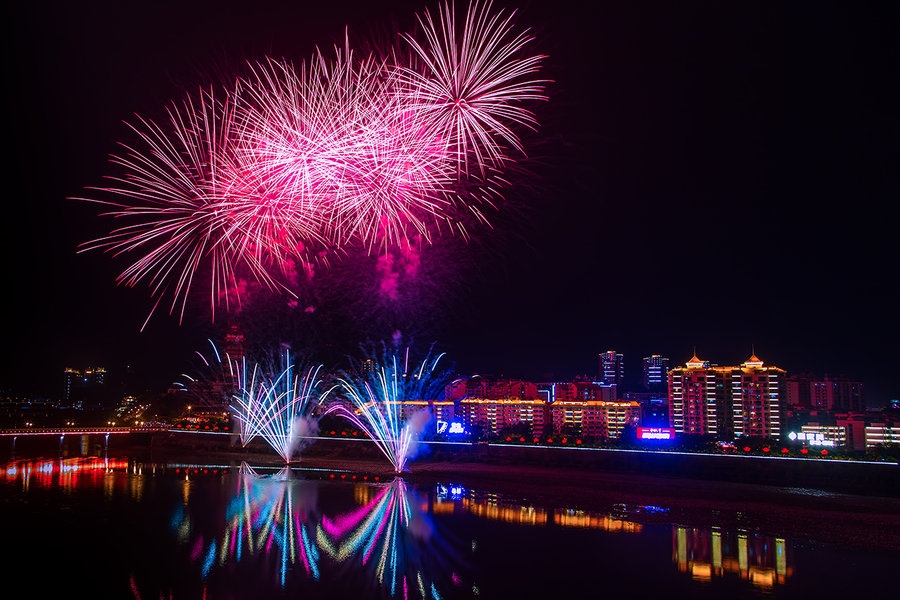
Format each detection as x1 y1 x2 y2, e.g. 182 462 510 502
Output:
397 0 547 176
230 349 324 462
323 345 452 473
81 1 546 323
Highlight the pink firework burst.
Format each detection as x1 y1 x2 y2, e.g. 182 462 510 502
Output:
80 1 547 324
397 0 547 176
77 89 249 324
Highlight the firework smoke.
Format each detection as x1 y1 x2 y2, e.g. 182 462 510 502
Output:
230 347 324 462
323 343 452 473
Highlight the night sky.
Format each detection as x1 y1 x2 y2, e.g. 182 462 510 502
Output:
4 1 897 403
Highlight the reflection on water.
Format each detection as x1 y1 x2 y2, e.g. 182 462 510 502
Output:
317 477 465 599
5 456 870 599
432 485 648 533
673 527 791 590
171 464 323 586
163 462 468 598
4 456 131 493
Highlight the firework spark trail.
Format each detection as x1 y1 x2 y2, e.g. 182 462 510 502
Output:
230 350 324 462
171 338 245 417
323 346 451 473
81 1 546 322
397 0 548 176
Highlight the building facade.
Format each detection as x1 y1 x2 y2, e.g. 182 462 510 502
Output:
443 376 636 440
642 355 670 391
599 350 625 386
668 353 786 440
731 355 785 439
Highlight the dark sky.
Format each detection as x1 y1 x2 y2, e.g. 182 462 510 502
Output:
4 1 898 403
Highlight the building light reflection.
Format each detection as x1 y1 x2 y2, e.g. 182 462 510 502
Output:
673 526 792 589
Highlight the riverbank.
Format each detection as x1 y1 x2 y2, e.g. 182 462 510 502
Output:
5 432 900 549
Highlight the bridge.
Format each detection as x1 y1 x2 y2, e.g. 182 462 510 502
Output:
0 426 167 437
0 426 171 454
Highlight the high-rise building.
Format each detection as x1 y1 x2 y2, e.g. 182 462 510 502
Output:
668 353 730 437
786 373 864 412
221 324 245 388
63 367 107 409
361 359 377 381
642 355 670 391
668 352 785 440
731 354 785 439
599 350 624 386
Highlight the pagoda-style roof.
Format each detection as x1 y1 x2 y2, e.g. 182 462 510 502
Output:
743 353 764 368
685 354 706 368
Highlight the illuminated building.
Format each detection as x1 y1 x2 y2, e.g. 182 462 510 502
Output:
731 354 785 439
668 353 785 440
445 377 546 436
865 422 900 448
221 324 245 389
786 373 864 412
598 350 624 386
668 353 730 437
642 355 669 391
785 373 814 408
548 400 640 438
574 380 618 403
455 397 548 437
623 391 669 426
786 424 846 447
442 376 638 439
361 359 377 381
546 382 637 438
63 367 107 410
785 411 867 450
835 413 867 450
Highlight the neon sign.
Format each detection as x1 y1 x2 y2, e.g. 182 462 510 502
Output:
637 427 674 440
787 431 836 447
436 420 467 435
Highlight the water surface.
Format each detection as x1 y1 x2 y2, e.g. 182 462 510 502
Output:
2 455 896 599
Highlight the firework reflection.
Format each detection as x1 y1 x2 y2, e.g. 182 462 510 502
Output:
318 477 467 599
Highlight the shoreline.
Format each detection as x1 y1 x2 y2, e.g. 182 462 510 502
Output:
125 436 900 550
5 433 900 550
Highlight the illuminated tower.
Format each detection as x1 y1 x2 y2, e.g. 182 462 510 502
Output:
669 354 717 436
731 354 786 439
642 355 669 391
599 350 624 386
221 324 245 388
362 359 377 381
667 354 732 438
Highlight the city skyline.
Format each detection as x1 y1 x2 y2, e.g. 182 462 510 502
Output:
4 1 897 403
